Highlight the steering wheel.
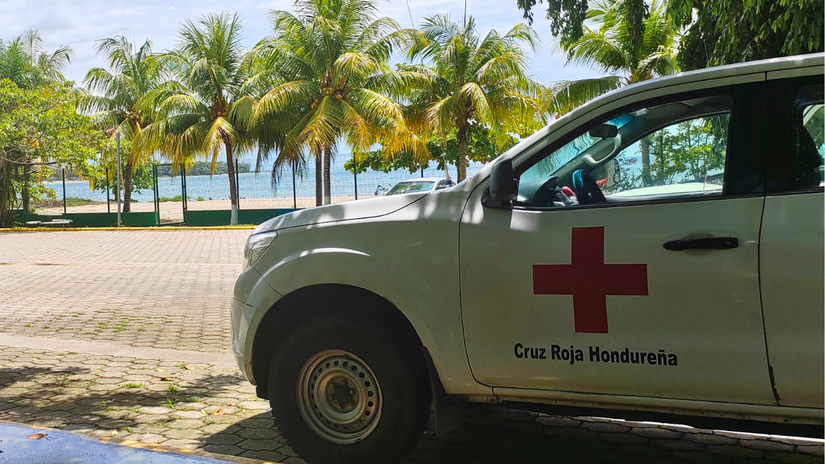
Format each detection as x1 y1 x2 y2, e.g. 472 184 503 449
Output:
532 176 560 206
572 169 606 204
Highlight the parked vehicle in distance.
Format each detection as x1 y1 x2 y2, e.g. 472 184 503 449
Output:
383 177 454 195
232 54 825 464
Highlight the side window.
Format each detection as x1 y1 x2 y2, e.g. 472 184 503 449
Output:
516 95 732 208
791 83 824 189
595 114 729 198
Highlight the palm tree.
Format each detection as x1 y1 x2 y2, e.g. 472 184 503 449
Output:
0 29 73 89
248 0 417 206
544 0 678 179
140 12 254 225
81 37 163 212
405 14 543 182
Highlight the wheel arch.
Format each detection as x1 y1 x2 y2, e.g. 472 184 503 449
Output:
251 283 429 398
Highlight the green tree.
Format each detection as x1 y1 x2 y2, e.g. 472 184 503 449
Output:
81 37 164 212
247 0 416 206
346 122 526 176
0 29 73 90
140 12 255 225
670 0 823 70
0 29 74 213
0 80 105 226
404 14 543 182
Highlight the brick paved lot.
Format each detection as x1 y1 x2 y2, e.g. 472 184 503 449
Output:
0 230 822 464
0 230 247 353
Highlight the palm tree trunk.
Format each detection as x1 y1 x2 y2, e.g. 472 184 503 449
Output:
640 136 651 185
457 126 468 182
222 133 239 225
122 161 134 213
323 146 332 205
315 153 323 207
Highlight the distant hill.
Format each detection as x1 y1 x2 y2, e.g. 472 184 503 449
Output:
158 161 251 177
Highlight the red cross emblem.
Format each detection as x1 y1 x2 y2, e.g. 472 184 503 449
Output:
533 227 648 334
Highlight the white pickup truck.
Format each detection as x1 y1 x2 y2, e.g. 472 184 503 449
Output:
231 54 825 464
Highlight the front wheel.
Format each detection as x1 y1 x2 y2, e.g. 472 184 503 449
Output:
268 311 432 464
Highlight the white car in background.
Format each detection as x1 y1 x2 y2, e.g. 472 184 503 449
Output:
383 177 454 195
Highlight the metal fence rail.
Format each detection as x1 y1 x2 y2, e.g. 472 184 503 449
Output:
22 157 485 225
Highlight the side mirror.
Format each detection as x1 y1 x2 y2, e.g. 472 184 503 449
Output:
589 123 617 138
483 158 518 208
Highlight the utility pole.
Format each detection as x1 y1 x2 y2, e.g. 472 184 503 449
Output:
116 132 122 227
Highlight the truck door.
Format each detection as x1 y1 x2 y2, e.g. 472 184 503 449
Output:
759 73 824 408
459 82 777 405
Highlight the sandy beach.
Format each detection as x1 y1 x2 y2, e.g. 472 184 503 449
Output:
36 196 360 223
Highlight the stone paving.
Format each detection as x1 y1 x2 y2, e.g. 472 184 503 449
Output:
0 230 247 353
0 230 823 464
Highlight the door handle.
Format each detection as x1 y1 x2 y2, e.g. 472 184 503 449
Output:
663 237 739 251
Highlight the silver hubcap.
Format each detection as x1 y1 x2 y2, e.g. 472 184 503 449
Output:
297 350 382 444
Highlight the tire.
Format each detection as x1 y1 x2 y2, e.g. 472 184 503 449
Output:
267 308 432 464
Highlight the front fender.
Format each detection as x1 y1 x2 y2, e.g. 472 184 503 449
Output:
258 246 440 366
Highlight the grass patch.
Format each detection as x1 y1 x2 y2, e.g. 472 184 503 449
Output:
184 397 200 403
66 197 102 207
122 383 143 389
166 398 176 409
167 385 179 393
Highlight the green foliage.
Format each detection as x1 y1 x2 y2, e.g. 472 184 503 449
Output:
80 36 164 211
647 115 728 184
139 11 253 223
671 0 824 70
247 0 414 204
605 114 728 192
402 14 543 181
0 80 106 225
155 161 251 177
516 0 589 47
345 124 521 174
0 29 73 90
543 0 677 116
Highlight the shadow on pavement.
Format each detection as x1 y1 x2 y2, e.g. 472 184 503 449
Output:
0 366 822 464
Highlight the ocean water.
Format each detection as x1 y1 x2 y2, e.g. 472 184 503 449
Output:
43 157 486 203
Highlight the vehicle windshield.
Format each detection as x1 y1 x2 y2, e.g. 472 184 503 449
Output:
386 181 435 195
522 115 635 183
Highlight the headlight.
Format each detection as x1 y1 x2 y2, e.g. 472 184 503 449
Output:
243 231 278 270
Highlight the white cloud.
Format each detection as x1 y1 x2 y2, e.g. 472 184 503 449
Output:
1 0 598 85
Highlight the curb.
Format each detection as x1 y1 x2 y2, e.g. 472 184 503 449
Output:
0 226 256 231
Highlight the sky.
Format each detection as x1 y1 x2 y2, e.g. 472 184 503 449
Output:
1 0 598 87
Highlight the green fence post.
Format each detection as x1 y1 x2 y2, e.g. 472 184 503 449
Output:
153 164 159 225
292 160 297 209
105 167 111 213
235 159 240 211
62 168 66 214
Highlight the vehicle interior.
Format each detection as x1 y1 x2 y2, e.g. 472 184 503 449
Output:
516 95 734 208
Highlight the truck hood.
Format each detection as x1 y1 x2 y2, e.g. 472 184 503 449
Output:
254 193 428 233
